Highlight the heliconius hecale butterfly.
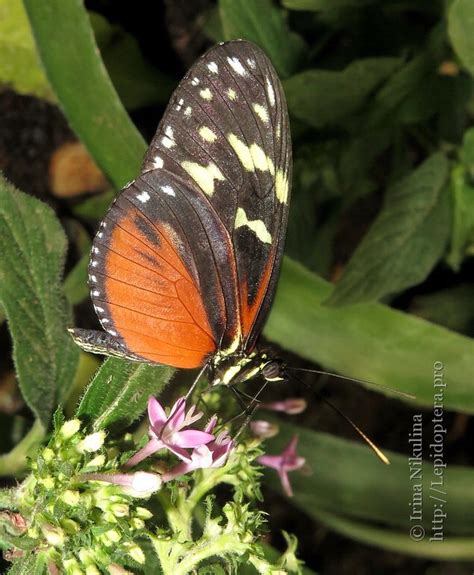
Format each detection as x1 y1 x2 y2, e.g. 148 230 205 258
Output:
71 40 291 390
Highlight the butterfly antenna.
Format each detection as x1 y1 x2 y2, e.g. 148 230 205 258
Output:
285 366 415 400
287 371 390 465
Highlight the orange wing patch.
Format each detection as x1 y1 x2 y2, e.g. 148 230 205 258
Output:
102 207 216 368
240 252 274 344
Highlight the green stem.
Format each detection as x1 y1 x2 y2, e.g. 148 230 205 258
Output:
151 532 251 575
0 420 45 477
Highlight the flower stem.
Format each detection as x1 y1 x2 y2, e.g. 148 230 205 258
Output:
0 419 45 477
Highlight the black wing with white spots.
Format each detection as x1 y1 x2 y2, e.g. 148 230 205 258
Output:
142 40 291 354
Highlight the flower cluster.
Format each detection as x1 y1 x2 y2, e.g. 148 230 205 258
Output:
15 418 152 573
8 392 307 574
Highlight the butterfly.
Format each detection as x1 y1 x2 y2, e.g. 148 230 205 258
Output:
70 40 291 389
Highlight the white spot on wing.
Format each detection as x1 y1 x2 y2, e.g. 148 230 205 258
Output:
90 275 97 283
199 126 217 143
91 260 98 268
253 103 269 123
95 306 104 313
227 56 246 76
247 58 256 69
207 61 218 74
165 126 174 138
175 98 184 111
161 185 175 196
181 161 225 196
161 136 175 149
275 169 289 204
102 318 110 324
92 247 99 254
191 77 200 86
153 156 164 169
184 106 192 117
108 329 117 336
227 88 237 101
137 191 150 203
92 290 100 297
97 232 103 238
227 134 274 174
266 77 276 107
235 207 272 244
199 88 213 101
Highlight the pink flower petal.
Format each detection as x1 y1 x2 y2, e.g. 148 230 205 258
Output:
204 415 218 434
166 444 193 462
173 430 214 448
148 397 167 428
167 397 186 430
126 437 163 467
278 469 294 497
257 454 283 471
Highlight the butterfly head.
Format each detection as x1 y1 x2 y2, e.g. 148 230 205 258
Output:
210 351 285 387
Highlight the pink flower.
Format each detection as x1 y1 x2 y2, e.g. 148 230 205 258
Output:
162 417 234 481
83 471 162 497
126 397 214 467
250 420 279 438
257 435 305 497
259 398 307 415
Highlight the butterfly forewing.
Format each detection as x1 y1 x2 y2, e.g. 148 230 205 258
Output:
87 40 291 368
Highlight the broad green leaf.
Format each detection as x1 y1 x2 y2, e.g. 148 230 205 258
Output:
313 509 474 559
365 53 438 128
446 164 474 271
327 153 451 305
265 258 474 413
76 358 174 431
412 284 474 334
90 11 174 110
283 0 373 9
73 189 116 220
24 0 147 189
63 253 89 306
0 0 53 100
284 58 401 128
460 126 474 175
448 0 474 76
265 422 474 540
219 0 305 78
0 178 79 427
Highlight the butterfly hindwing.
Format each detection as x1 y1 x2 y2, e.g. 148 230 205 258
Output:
87 40 291 367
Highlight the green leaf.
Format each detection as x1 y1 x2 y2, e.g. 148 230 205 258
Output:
24 0 147 189
265 258 474 413
265 422 474 542
460 126 474 174
90 11 174 110
411 284 474 334
63 253 89 306
448 0 474 76
365 53 438 128
219 0 305 78
313 509 474 559
72 189 116 220
283 0 373 9
327 153 451 305
283 58 401 128
0 0 54 100
76 358 174 431
446 163 474 270
0 177 79 427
